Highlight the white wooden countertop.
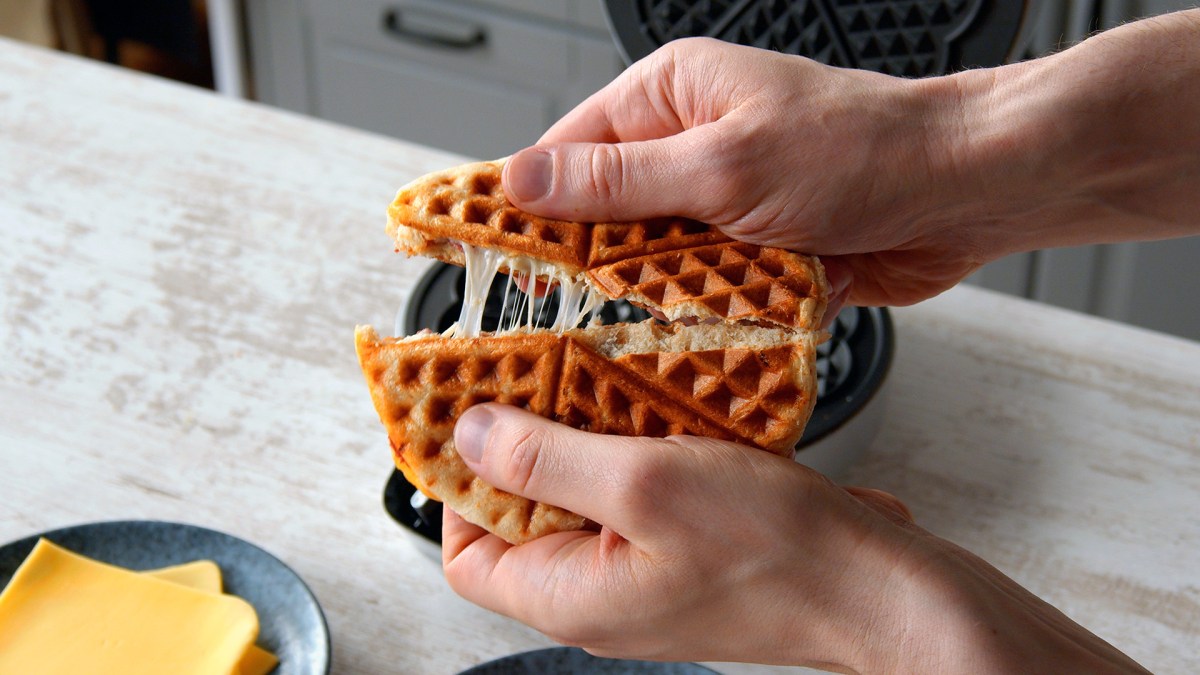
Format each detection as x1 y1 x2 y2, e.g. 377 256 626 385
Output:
1 39 1198 674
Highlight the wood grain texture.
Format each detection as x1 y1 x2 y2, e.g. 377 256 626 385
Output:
1 38 1197 673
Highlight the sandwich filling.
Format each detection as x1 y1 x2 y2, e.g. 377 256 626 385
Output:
449 240 606 338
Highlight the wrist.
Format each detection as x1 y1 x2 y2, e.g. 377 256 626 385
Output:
903 60 1076 260
921 12 1200 257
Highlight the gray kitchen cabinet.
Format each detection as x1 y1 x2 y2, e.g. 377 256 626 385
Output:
246 0 622 159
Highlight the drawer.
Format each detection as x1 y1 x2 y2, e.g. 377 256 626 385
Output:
467 0 612 33
314 44 554 158
310 0 574 91
467 0 570 25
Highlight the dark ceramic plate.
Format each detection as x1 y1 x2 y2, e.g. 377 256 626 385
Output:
0 520 330 675
459 647 719 674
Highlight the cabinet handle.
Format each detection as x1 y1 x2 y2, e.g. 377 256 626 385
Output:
382 8 488 50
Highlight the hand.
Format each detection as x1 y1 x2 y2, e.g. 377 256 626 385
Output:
443 404 916 670
503 18 1200 308
442 405 1148 672
501 37 980 308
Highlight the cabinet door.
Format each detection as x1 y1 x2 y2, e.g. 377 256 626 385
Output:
245 0 313 113
965 254 1034 298
1091 238 1200 342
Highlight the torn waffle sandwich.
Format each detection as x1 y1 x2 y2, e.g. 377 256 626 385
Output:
356 158 830 544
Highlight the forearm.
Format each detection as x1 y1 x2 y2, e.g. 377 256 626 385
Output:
928 9 1200 256
878 532 1151 674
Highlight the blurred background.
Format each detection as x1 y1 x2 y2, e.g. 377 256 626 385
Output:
2 0 1197 341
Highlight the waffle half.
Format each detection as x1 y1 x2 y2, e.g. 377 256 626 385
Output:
356 322 818 544
388 159 829 330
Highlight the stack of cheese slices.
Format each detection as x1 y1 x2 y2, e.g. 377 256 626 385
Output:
0 539 277 674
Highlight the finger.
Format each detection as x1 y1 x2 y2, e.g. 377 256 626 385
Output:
843 486 914 524
538 50 688 146
819 257 854 330
821 287 850 331
501 133 730 223
538 90 621 144
453 403 672 532
441 504 495 566
442 505 607 627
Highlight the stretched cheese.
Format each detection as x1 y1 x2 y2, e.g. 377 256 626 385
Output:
0 539 258 675
451 240 604 339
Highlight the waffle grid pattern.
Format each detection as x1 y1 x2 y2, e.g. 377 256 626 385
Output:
557 339 744 443
638 0 983 77
391 161 826 330
617 344 810 450
369 335 565 483
392 165 591 269
371 332 807 459
358 325 811 539
590 242 820 327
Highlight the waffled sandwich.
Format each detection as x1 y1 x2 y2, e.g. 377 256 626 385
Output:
356 159 829 544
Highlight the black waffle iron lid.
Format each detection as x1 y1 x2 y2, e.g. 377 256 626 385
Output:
604 0 1036 76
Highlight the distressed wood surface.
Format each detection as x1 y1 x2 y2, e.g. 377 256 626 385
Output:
1 39 1198 674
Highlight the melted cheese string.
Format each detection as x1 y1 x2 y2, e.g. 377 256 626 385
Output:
453 242 505 338
450 240 605 338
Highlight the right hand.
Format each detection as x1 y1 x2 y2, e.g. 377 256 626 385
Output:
502 26 1200 307
502 37 984 307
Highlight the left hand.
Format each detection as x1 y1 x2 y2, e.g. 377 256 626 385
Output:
442 404 1150 673
442 403 919 670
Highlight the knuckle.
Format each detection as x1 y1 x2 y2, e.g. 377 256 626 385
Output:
612 445 674 515
585 144 626 203
538 595 606 647
544 621 596 649
495 423 551 494
685 125 757 221
440 562 471 597
663 36 721 59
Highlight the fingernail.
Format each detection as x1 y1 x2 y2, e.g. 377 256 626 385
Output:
505 149 553 202
454 406 494 463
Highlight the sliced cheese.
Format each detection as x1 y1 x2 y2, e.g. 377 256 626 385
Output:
233 644 281 675
144 559 223 592
0 539 258 675
143 561 279 675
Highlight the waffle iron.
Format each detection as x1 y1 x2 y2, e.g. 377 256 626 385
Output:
603 0 1040 74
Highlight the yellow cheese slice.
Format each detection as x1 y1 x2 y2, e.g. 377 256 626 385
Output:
0 539 258 675
234 644 282 675
143 561 280 675
144 560 223 591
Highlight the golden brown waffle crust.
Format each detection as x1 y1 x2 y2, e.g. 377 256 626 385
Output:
356 321 819 544
387 159 830 331
366 159 832 544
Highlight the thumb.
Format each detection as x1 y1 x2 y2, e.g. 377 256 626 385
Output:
502 139 724 223
453 403 672 534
